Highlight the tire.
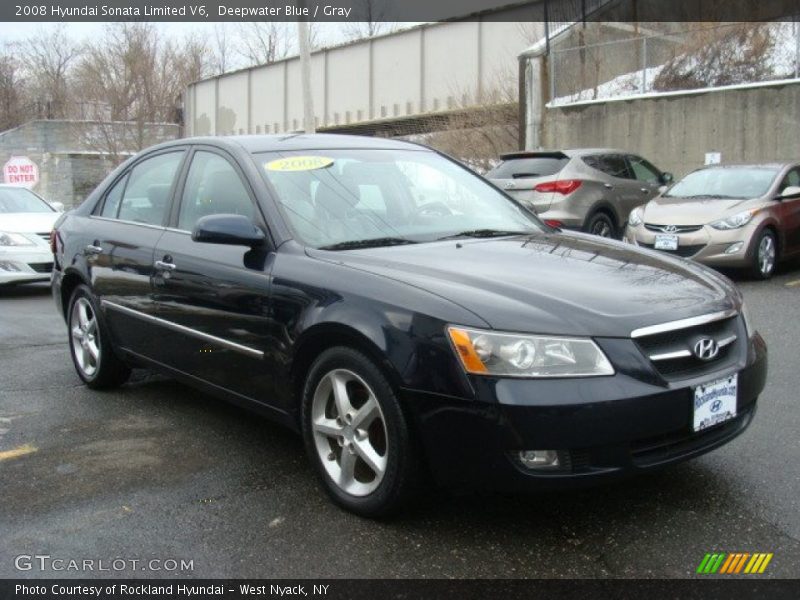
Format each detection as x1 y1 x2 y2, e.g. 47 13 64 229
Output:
585 211 616 238
751 229 778 280
301 347 419 518
67 284 131 389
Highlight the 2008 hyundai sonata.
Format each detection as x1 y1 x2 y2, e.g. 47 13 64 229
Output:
51 135 767 516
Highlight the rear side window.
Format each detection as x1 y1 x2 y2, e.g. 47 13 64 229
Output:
487 157 568 179
98 174 128 218
585 154 633 179
117 151 184 226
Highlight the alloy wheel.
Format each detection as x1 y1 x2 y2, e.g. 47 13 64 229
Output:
591 218 613 237
71 297 100 377
758 234 776 276
311 369 388 496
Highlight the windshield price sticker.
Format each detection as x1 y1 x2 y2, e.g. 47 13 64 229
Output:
265 156 334 172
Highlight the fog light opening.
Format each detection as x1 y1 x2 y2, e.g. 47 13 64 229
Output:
518 450 560 470
725 242 744 255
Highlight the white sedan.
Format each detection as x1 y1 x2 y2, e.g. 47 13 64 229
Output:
0 184 64 286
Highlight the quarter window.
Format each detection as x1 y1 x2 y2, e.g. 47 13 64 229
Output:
178 151 257 232
117 151 184 226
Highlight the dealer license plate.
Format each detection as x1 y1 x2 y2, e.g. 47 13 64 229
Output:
654 234 679 251
693 374 737 432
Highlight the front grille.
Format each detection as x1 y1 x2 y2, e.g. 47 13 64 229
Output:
634 313 743 381
28 262 53 273
639 242 706 257
631 405 754 467
644 223 703 234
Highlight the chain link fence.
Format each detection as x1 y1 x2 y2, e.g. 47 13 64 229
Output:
549 20 800 105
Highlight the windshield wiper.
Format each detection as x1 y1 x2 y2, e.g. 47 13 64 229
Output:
665 194 729 199
319 237 418 251
436 229 533 241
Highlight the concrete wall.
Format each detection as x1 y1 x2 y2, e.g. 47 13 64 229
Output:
186 14 539 136
539 80 800 178
0 120 179 207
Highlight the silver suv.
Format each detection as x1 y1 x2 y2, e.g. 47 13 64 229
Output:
487 149 673 238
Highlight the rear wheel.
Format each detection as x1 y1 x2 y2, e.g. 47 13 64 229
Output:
301 347 418 517
68 285 130 389
585 212 616 238
751 229 777 279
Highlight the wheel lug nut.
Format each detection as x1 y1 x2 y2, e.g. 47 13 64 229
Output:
345 413 353 423
355 429 367 441
327 452 335 461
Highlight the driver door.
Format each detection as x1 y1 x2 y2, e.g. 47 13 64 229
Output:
149 147 278 405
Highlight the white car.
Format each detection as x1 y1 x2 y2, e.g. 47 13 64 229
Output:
0 184 64 286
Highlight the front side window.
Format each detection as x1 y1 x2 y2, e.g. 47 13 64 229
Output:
117 151 184 226
178 151 256 232
628 156 662 183
0 187 54 213
666 167 779 200
258 149 543 249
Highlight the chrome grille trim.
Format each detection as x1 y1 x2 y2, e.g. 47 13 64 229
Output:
631 309 738 339
644 223 704 234
648 334 737 362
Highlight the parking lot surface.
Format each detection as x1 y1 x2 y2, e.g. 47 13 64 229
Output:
1 267 799 579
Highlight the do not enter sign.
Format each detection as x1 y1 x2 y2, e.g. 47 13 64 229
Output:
3 156 39 188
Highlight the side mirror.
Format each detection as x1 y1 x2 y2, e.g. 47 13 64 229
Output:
50 201 65 212
777 185 800 200
191 214 266 247
660 172 674 185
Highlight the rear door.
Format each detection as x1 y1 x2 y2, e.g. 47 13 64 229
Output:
149 147 277 404
486 153 569 213
89 148 187 356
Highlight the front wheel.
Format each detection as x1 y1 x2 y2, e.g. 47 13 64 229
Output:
751 229 777 280
67 285 131 389
301 347 419 517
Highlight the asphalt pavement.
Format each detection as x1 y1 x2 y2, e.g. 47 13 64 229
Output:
1 266 799 579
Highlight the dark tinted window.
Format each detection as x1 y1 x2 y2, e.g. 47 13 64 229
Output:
584 154 633 179
117 151 184 225
628 156 662 183
98 174 128 218
178 151 256 231
487 156 568 179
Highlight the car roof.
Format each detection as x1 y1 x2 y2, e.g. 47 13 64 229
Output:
149 133 425 154
499 148 624 160
695 162 795 170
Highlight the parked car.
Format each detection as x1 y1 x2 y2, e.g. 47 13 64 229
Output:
0 184 63 286
625 163 800 279
52 135 765 516
486 149 673 238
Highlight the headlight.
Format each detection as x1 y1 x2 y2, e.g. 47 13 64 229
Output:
447 326 614 378
710 209 757 230
740 302 755 338
0 232 35 247
628 207 643 227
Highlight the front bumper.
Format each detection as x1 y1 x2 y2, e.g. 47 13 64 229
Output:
0 248 54 285
623 223 755 267
409 333 767 491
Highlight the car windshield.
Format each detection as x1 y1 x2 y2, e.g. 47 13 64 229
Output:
0 187 54 213
486 156 568 179
258 149 544 249
664 167 779 200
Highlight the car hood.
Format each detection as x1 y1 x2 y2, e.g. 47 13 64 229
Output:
0 212 60 234
308 232 736 337
642 196 752 225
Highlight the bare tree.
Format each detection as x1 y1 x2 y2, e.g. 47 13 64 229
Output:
343 0 396 40
237 22 292 67
15 25 82 119
0 47 26 131
211 23 235 75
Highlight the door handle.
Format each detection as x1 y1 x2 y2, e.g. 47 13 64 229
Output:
641 187 650 193
604 183 614 189
154 260 176 271
85 244 103 255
